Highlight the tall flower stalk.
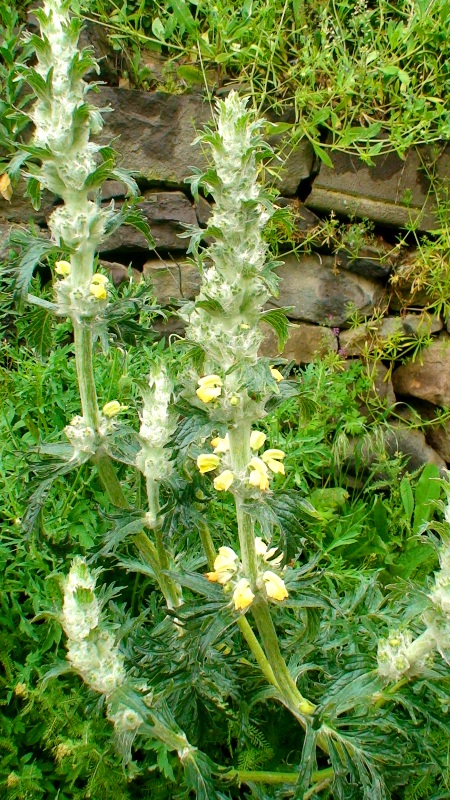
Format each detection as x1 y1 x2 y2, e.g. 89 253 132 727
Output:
185 92 315 720
14 0 180 609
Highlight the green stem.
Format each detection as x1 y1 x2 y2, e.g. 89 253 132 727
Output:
236 616 278 688
231 766 334 786
73 320 99 431
228 423 258 586
198 521 216 571
146 476 183 610
94 448 129 508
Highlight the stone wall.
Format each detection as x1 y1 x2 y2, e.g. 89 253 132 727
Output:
1 87 450 470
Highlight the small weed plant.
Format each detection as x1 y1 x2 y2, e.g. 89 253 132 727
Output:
2 3 450 798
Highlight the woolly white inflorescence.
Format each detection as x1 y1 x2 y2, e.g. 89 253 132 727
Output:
185 92 277 370
61 558 126 695
136 364 177 481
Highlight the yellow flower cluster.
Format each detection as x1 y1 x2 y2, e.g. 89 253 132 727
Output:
196 430 285 494
196 374 222 404
55 259 72 277
102 400 128 418
89 273 109 300
205 538 288 611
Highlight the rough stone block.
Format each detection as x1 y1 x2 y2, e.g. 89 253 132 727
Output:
306 142 450 231
339 313 442 357
269 254 384 327
260 321 337 363
142 258 201 305
392 333 450 406
100 191 197 253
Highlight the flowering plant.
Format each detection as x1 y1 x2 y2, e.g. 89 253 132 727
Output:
5 2 450 797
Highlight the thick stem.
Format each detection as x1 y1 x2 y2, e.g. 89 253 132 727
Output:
228 423 258 586
231 767 334 787
146 476 183 610
251 597 315 717
94 448 129 508
198 521 216 571
236 616 278 688
73 320 99 431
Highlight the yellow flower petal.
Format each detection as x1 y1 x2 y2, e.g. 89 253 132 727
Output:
196 386 222 403
214 470 234 492
248 470 270 491
263 571 288 601
0 173 12 201
205 571 218 582
255 537 268 556
249 456 269 476
197 454 221 474
213 546 239 584
233 578 255 611
261 449 285 462
89 282 107 300
198 374 223 388
250 431 267 451
55 260 71 277
211 434 230 453
102 400 126 418
270 367 284 382
90 273 109 284
265 459 285 475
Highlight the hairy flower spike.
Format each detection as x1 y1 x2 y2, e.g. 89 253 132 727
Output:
136 364 177 482
185 92 280 370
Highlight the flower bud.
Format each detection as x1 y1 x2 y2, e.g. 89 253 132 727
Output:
233 578 255 611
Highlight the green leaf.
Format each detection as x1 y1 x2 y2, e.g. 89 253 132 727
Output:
26 305 53 359
177 65 204 85
5 228 59 309
260 308 290 351
152 16 166 40
195 298 224 316
412 463 441 534
171 0 197 33
399 476 414 523
24 176 41 210
312 142 334 169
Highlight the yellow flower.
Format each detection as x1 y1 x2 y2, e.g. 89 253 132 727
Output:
263 571 288 601
0 172 12 202
55 260 71 277
89 273 108 300
250 430 267 451
261 449 286 475
248 456 270 491
270 367 284 382
233 578 255 611
102 400 127 418
196 375 223 403
214 470 234 492
206 546 239 584
211 434 230 453
254 537 283 565
197 453 221 474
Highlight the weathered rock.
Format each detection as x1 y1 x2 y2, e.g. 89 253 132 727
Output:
392 334 450 406
142 258 201 305
79 21 121 85
100 191 197 253
426 419 450 464
100 260 142 286
388 249 440 311
267 140 315 197
306 141 450 231
339 313 442 357
386 424 446 473
401 312 443 336
195 195 212 227
269 254 384 327
276 198 321 234
97 88 211 186
347 424 446 475
0 178 54 226
335 240 397 279
259 321 337 363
